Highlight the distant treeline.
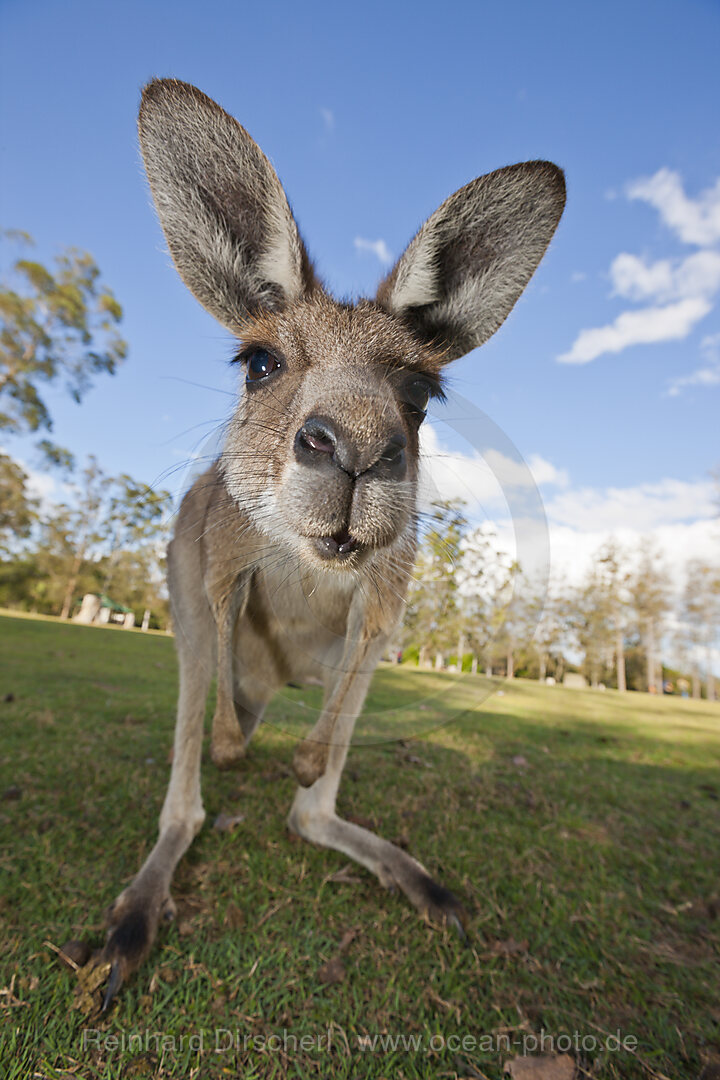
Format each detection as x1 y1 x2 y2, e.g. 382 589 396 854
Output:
401 502 719 699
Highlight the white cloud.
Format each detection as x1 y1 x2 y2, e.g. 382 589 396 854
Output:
25 467 56 506
456 511 719 599
627 168 720 247
545 476 716 533
418 425 566 515
558 297 711 364
526 454 570 488
418 432 718 593
611 251 720 303
666 332 720 397
320 107 335 133
610 253 674 301
543 518 719 590
354 236 392 265
559 168 720 366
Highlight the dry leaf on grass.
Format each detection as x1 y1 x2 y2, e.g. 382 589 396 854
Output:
487 937 528 956
396 745 432 768
72 957 111 1017
337 927 358 952
213 812 245 832
223 902 246 929
316 927 358 985
317 955 345 985
504 1053 575 1079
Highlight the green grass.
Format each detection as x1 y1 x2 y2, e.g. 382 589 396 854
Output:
1 610 719 1079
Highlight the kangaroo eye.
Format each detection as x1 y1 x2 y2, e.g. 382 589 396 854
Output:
404 378 432 414
245 349 280 383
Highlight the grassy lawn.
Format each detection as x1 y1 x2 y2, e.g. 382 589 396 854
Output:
1 610 719 1079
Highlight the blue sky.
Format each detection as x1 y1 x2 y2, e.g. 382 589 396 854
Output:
1 0 719 582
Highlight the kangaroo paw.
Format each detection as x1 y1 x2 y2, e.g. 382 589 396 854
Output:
380 857 468 940
210 732 246 769
419 878 468 941
97 888 171 1009
292 739 329 787
211 704 247 769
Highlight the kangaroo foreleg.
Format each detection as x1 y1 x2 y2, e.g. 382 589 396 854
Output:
292 632 384 787
210 576 250 768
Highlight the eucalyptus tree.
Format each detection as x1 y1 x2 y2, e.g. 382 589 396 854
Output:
628 541 671 693
403 499 468 666
682 559 720 701
0 451 38 553
0 230 126 464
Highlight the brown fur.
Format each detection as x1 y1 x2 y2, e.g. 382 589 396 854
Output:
95 78 565 1006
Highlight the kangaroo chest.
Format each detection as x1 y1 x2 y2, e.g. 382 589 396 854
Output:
236 560 356 685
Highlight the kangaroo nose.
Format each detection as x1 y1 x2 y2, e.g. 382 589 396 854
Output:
295 416 407 479
294 417 338 462
377 432 406 467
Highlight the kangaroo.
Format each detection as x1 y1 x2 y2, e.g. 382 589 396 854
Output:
98 78 565 1007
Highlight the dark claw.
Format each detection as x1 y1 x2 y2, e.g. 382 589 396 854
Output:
446 910 469 944
161 897 177 923
102 960 124 1012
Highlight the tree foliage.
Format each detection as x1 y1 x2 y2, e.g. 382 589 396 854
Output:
0 451 171 625
403 501 467 662
0 230 127 463
0 451 39 552
681 559 720 699
627 540 671 692
399 502 717 696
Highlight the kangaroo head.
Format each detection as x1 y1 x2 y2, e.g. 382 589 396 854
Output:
138 79 565 572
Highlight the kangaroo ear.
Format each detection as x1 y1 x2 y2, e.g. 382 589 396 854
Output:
376 162 565 363
138 79 317 332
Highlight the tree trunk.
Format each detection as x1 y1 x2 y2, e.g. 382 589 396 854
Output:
59 524 90 620
589 655 599 688
645 619 656 693
539 653 547 682
485 662 492 678
707 645 716 702
506 649 514 679
435 652 444 670
59 584 75 621
457 634 465 673
692 667 702 699
60 551 84 620
616 630 626 693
